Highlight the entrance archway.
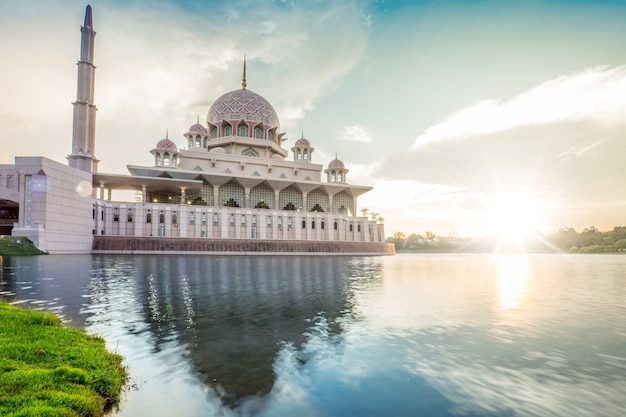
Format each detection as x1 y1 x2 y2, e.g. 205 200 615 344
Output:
0 199 19 236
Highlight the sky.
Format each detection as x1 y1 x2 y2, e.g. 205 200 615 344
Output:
1 0 625 237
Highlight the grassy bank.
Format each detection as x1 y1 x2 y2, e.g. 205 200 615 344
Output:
0 303 127 416
0 237 46 256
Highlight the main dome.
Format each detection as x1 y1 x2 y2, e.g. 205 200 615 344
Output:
207 88 280 129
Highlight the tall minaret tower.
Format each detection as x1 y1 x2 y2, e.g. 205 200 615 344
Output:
68 5 99 172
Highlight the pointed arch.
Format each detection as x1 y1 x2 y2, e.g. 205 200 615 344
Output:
307 188 329 212
219 180 244 207
253 123 264 139
222 122 233 137
242 147 260 157
333 191 353 215
251 183 273 208
279 186 302 211
237 120 249 137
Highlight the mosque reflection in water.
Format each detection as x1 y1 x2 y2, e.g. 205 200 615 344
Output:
87 255 374 406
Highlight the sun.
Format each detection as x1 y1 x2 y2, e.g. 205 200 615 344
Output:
486 192 539 244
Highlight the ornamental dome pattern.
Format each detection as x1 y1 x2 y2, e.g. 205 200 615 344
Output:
156 138 178 152
328 158 345 169
207 89 280 129
295 137 310 147
189 123 208 135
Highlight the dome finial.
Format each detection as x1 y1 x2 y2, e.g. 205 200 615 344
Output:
166 129 169 139
242 55 247 90
197 115 200 124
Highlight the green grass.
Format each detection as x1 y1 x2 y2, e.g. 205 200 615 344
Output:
0 237 46 256
0 303 127 416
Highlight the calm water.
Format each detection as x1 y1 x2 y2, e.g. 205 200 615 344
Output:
1 253 625 417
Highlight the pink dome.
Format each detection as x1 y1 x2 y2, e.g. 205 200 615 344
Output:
295 137 310 147
189 123 208 134
156 138 178 152
207 88 279 129
328 158 345 169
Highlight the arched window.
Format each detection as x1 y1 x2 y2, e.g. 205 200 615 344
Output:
297 150 302 160
211 127 218 138
163 154 170 166
172 213 178 225
213 215 219 225
303 149 308 160
237 123 249 137
338 172 344 182
254 126 263 139
334 221 338 230
268 130 275 142
311 220 316 229
190 212 195 224
302 220 306 229
146 212 152 223
156 154 161 166
159 212 165 224
331 172 336 182
349 224 353 232
195 136 201 147
242 148 260 157
127 210 133 222
223 124 232 136
321 221 325 230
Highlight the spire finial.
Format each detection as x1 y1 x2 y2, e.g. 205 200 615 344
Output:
166 129 169 139
242 55 247 89
84 5 93 29
197 115 200 124
301 130 304 138
335 151 338 159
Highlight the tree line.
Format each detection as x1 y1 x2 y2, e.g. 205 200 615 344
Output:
386 226 626 254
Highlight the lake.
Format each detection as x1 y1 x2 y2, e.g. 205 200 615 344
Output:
1 253 625 417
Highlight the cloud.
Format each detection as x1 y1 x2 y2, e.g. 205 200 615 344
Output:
337 125 372 143
557 140 603 160
412 65 626 150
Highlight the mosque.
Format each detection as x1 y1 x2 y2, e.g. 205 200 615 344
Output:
0 5 393 255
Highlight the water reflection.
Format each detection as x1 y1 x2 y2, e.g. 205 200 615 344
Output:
2 254 625 417
495 254 529 310
85 255 368 410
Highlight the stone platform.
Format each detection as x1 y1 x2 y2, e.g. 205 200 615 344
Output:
92 236 395 255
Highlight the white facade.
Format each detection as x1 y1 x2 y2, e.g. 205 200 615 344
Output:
1 158 93 253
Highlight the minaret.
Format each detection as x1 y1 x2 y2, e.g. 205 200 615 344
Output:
68 5 99 172
242 55 247 89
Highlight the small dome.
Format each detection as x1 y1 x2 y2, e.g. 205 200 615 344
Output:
207 88 280 130
328 158 345 169
189 123 208 135
295 137 310 147
210 147 227 154
156 138 178 152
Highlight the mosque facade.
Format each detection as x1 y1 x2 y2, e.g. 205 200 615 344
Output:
0 5 393 255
